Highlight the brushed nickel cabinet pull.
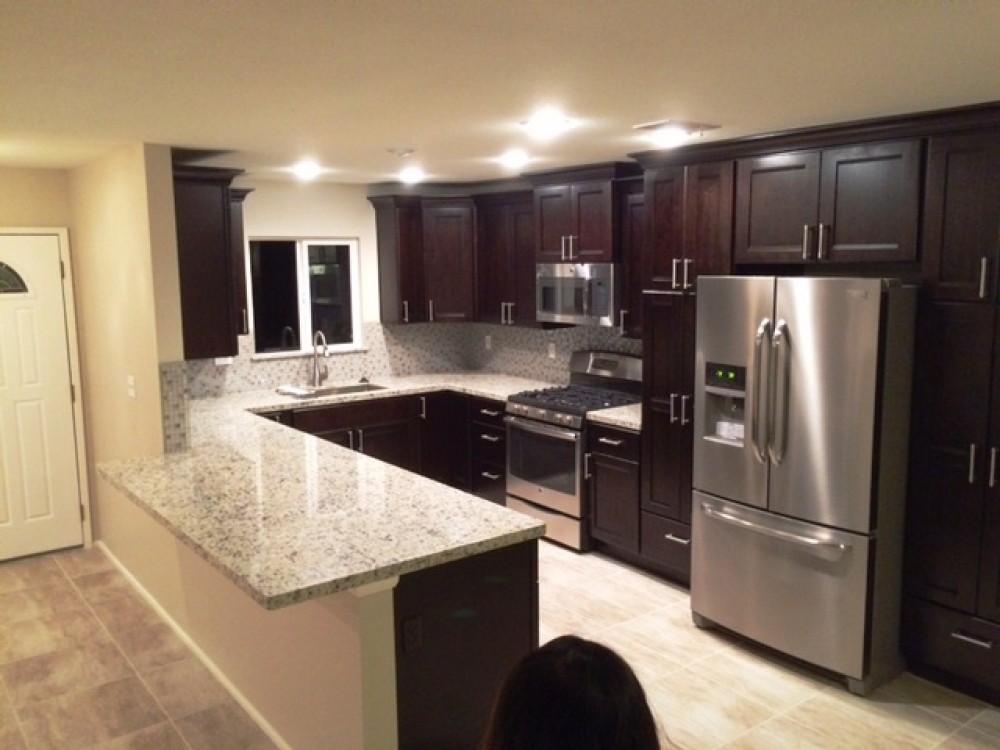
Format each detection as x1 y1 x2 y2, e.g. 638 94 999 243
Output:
951 630 994 650
664 534 691 546
980 257 989 299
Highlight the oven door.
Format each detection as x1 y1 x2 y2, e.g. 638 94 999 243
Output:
505 415 582 517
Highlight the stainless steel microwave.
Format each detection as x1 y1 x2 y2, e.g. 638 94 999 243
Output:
536 263 618 327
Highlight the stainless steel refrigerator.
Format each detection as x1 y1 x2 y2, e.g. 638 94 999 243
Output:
690 276 915 695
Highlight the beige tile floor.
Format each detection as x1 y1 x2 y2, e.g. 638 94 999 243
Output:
3 541 999 749
537 540 1000 750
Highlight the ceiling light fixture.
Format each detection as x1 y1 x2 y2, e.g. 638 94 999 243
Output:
399 165 426 184
634 120 720 149
520 106 575 140
498 148 530 170
292 159 322 180
387 146 415 158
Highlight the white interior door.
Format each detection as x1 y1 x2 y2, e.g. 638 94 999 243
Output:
0 233 84 560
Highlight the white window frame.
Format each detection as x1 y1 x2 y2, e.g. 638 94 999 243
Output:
247 236 364 360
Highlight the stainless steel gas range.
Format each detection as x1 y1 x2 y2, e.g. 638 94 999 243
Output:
505 351 642 550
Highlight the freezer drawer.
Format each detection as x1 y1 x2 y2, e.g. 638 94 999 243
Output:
691 492 872 680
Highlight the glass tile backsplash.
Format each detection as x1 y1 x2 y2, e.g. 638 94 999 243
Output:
161 322 640 452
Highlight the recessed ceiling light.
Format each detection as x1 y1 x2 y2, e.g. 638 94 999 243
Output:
498 148 530 170
634 120 720 149
291 159 322 180
520 106 575 140
399 166 426 184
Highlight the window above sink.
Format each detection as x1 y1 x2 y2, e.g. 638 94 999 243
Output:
248 237 363 358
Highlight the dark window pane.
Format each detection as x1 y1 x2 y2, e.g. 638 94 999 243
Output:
308 244 353 345
250 240 300 353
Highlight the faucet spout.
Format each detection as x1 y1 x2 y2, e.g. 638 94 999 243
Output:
311 331 329 386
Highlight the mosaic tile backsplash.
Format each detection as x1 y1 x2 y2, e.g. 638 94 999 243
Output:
160 322 641 451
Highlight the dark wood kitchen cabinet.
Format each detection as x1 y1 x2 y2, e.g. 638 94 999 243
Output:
291 396 421 472
422 198 476 322
733 139 921 265
903 300 1000 701
618 179 645 338
469 396 508 505
395 540 537 750
639 291 694 583
643 160 734 292
474 192 536 326
172 165 245 360
587 424 641 554
369 195 425 323
921 131 1000 302
530 162 641 263
418 391 470 490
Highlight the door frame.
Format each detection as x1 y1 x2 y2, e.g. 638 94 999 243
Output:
1 227 92 548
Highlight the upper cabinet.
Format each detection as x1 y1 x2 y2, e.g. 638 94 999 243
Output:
733 139 921 264
422 198 476 322
475 192 536 327
369 195 475 324
643 160 734 292
173 164 246 360
369 195 425 323
921 131 1000 302
529 162 641 263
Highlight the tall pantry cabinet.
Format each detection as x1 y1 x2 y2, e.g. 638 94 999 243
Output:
903 130 1000 701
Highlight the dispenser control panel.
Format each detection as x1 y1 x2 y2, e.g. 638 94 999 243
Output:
705 363 745 391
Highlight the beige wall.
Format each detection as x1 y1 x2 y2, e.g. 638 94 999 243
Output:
69 144 165 479
0 166 72 226
238 179 381 321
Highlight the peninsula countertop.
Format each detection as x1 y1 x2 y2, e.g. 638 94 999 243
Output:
98 373 560 610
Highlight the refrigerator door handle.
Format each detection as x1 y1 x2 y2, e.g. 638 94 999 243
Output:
702 503 850 553
768 319 790 464
752 318 772 463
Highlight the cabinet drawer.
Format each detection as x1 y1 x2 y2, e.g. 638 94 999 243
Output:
640 512 691 581
471 459 506 505
472 424 506 463
588 424 640 460
470 397 506 428
903 597 1000 694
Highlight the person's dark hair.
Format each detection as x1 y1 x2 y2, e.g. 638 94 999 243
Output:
480 634 661 750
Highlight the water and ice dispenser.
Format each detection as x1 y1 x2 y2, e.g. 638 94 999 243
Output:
702 362 746 445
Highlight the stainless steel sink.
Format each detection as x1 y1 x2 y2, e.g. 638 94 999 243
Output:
276 382 386 398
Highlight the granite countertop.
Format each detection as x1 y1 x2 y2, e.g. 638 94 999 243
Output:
98 373 557 610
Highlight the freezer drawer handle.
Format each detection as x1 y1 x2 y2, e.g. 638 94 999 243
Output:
950 630 994 650
702 503 849 552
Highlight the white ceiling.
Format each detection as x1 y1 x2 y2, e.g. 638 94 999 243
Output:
2 0 1000 184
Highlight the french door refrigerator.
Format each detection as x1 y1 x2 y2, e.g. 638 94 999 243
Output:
690 276 915 695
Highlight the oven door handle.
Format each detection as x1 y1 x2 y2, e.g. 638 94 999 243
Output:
504 415 580 443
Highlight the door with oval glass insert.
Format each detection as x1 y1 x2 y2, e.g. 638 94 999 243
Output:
0 232 84 560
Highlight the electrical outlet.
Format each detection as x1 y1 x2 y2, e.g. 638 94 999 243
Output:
548 342 556 359
485 334 492 350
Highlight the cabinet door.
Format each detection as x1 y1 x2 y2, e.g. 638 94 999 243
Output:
509 198 537 326
370 196 425 323
476 201 510 325
734 151 820 264
641 292 694 523
618 184 645 337
535 185 573 262
229 188 252 337
643 165 685 290
979 325 1000 622
588 426 641 553
173 169 242 359
419 392 470 489
905 302 993 613
818 140 921 263
684 161 734 283
359 418 420 472
423 200 475 322
922 132 1000 302
571 181 614 261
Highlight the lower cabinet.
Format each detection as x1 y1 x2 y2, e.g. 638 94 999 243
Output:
418 391 470 489
469 397 507 504
587 424 641 554
395 540 538 750
290 396 421 473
